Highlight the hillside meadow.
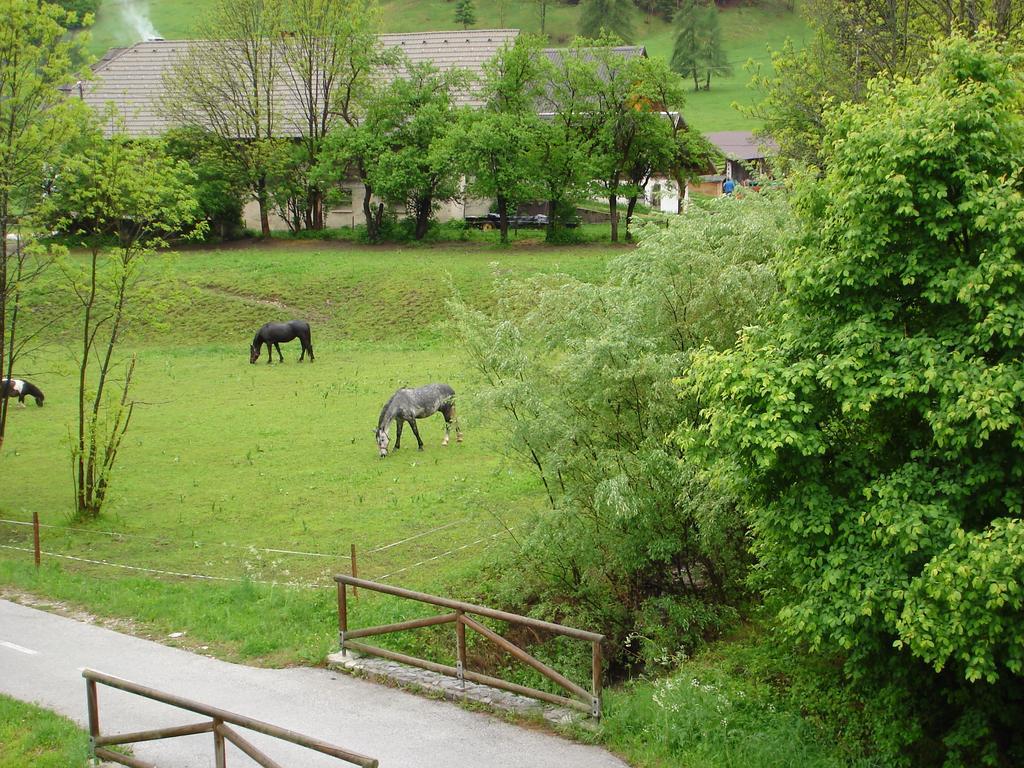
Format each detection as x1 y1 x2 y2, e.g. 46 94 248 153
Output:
0 241 615 588
0 238 876 767
84 0 810 131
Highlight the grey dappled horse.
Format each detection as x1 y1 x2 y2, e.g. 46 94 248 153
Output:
1 378 44 407
375 383 462 457
249 320 314 364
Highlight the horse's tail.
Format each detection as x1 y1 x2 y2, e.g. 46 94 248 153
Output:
23 382 44 406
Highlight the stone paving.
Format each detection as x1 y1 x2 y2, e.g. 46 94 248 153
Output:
327 649 593 729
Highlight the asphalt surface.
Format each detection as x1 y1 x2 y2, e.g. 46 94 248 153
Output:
0 599 628 768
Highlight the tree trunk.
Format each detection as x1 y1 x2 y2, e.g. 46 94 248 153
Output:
546 198 558 240
256 175 271 238
609 194 619 243
497 194 509 244
625 195 638 241
0 213 8 452
361 181 379 242
673 171 686 214
693 69 700 91
705 70 711 90
414 196 432 240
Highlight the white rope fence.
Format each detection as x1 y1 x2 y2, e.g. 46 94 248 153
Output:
0 517 473 560
0 517 518 586
0 544 329 590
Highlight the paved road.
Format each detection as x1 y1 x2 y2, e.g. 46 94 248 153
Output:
0 600 628 768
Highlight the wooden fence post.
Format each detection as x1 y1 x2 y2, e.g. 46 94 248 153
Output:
350 544 358 598
32 512 40 568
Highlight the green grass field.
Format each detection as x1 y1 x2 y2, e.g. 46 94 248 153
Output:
84 0 809 131
0 242 612 593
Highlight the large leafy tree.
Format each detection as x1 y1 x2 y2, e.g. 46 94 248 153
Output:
162 0 285 237
690 38 1024 762
574 42 684 242
448 36 546 244
0 0 91 451
369 63 467 240
278 0 385 230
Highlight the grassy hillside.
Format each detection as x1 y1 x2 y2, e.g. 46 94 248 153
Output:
85 0 808 131
0 242 612 592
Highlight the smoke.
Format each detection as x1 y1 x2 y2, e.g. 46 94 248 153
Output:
122 2 161 41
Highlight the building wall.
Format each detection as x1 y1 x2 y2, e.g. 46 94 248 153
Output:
644 177 681 214
241 184 491 232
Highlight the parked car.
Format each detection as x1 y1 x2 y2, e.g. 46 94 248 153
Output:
465 212 548 230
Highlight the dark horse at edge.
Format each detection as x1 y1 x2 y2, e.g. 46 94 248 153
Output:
1 378 45 407
250 320 314 364
375 383 462 457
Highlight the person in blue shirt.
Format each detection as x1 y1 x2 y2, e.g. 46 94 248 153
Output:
722 178 736 195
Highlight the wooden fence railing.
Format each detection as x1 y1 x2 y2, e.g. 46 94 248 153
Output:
334 575 605 718
82 669 378 768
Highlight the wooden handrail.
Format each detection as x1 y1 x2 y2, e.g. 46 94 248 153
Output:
335 575 603 642
334 575 604 718
82 669 378 767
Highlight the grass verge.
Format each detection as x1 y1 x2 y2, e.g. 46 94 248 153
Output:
0 694 91 768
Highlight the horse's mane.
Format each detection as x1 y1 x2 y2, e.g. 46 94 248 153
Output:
377 392 400 431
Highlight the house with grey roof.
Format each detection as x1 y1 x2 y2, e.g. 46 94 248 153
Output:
81 29 520 138
78 30 691 230
704 131 777 185
78 30 519 230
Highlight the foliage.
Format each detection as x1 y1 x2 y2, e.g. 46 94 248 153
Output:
161 0 285 237
579 0 636 43
164 128 247 239
454 0 476 28
46 134 203 519
670 0 732 91
689 38 1024 763
450 191 791 664
51 0 96 27
446 35 547 243
0 0 92 452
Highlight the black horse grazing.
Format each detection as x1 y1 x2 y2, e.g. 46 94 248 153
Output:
375 383 462 457
249 320 314 364
1 378 44 407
